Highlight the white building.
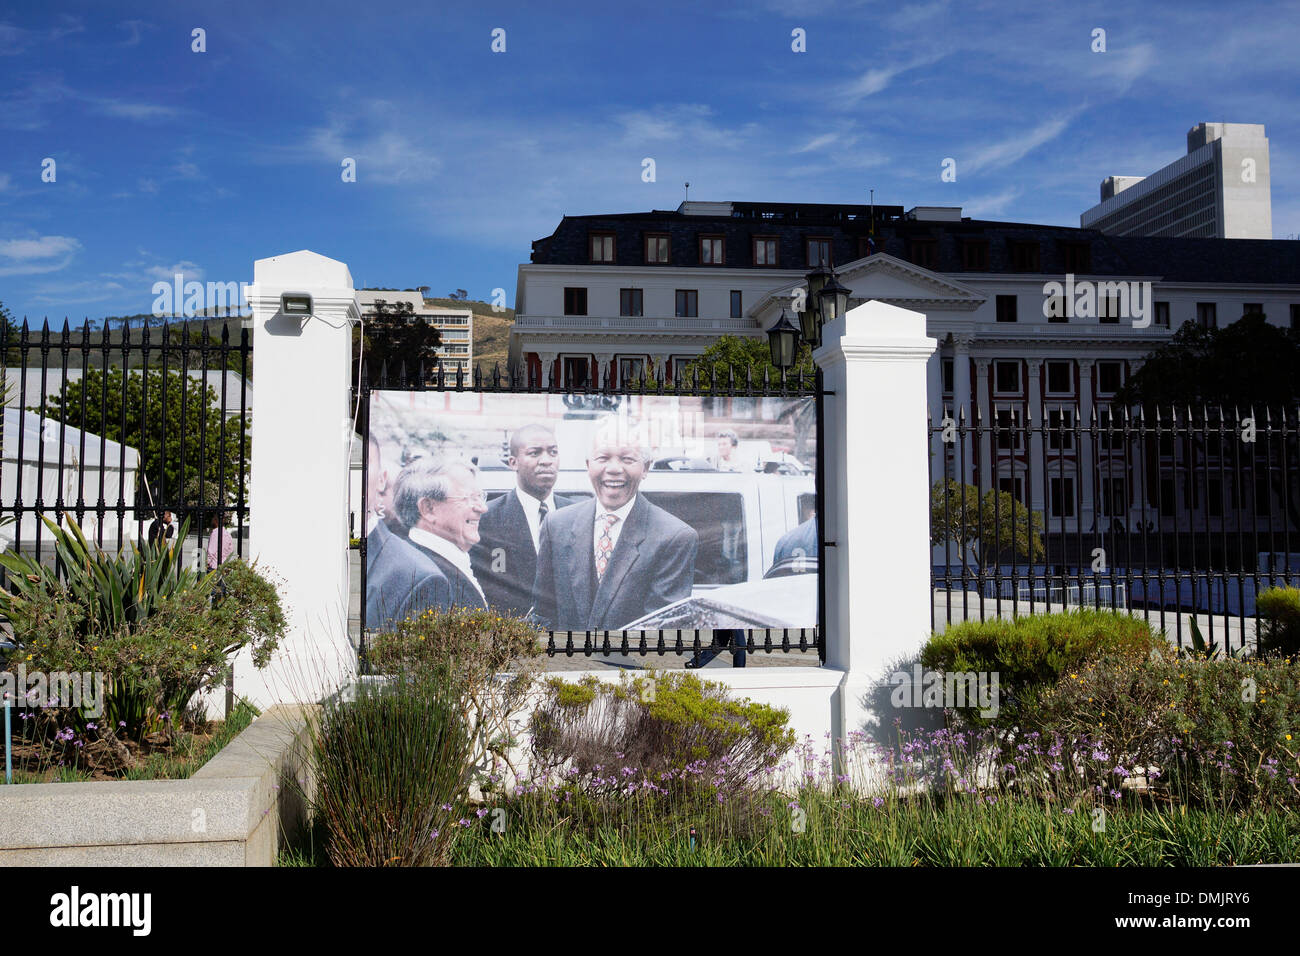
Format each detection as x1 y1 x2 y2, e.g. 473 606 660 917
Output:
355 290 473 375
510 199 1300 537
1081 122 1273 239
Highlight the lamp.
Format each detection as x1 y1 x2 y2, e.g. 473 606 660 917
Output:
799 264 830 349
767 307 800 369
280 293 313 316
818 273 851 326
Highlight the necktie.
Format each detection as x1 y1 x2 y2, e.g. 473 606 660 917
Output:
595 513 619 580
538 501 549 521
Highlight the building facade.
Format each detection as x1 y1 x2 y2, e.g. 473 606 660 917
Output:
1081 122 1272 239
355 289 473 375
510 199 1300 537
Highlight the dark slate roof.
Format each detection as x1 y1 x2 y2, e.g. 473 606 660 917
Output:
529 203 1300 284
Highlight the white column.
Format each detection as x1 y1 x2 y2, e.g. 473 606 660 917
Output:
813 300 937 761
973 358 992 489
1077 358 1096 533
539 352 557 388
1027 361 1046 516
952 337 973 484
234 250 359 709
927 348 944 482
594 352 614 389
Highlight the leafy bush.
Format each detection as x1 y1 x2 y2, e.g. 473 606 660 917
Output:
1257 586 1300 658
0 516 285 753
529 671 796 793
310 675 473 867
920 610 1167 724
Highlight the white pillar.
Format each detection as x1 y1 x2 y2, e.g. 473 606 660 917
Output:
952 337 973 484
927 348 944 481
233 250 359 709
1077 358 1096 533
813 300 937 754
1027 361 1045 516
539 352 557 388
973 358 992 489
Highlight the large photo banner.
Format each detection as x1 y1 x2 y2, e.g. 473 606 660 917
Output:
364 390 817 633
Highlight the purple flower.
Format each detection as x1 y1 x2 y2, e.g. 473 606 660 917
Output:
873 796 884 808
475 808 488 819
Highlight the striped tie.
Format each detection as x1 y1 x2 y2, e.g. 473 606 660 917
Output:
538 501 549 521
595 513 619 580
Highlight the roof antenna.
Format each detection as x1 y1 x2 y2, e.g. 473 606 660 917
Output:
684 181 690 203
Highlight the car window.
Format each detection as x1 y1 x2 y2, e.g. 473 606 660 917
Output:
641 491 747 586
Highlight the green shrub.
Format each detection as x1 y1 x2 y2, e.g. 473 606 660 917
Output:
310 675 473 867
1257 586 1300 658
0 516 285 749
529 671 796 793
920 610 1166 725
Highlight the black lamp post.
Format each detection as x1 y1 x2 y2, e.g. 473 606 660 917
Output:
818 273 851 326
798 264 830 349
766 307 800 370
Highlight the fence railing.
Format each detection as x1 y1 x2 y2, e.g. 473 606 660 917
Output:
929 402 1300 650
357 358 824 666
0 315 252 581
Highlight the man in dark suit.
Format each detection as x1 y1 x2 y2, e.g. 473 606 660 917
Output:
771 514 818 570
532 423 697 631
470 424 574 616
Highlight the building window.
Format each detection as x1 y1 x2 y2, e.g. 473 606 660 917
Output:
699 236 725 265
1097 477 1127 517
807 238 832 268
1097 407 1125 451
1207 477 1225 517
1010 240 1041 272
1197 302 1217 329
753 237 779 266
997 475 1027 506
620 288 644 317
1046 407 1075 450
672 357 691 382
1097 361 1123 395
1100 296 1121 324
563 356 590 389
996 295 1018 323
645 234 670 264
994 405 1024 450
942 358 954 394
961 240 990 271
619 357 645 384
908 238 938 270
589 233 615 263
1291 304 1300 330
858 237 876 258
1049 476 1076 518
1155 301 1170 328
1045 361 1071 395
994 361 1021 394
1061 241 1091 273
1045 295 1068 323
675 289 698 318
730 290 743 318
1159 477 1176 517
1244 302 1263 317
1255 476 1272 517
563 287 587 316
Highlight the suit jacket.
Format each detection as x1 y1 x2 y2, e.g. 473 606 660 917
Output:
365 521 451 630
404 536 489 613
531 495 698 631
772 517 818 567
470 491 575 616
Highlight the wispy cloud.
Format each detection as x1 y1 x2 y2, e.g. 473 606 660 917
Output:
118 20 151 47
964 112 1079 176
87 96 182 121
840 52 948 104
0 22 31 55
0 235 81 276
963 187 1023 218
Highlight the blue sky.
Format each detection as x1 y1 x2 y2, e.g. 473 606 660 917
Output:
1 0 1297 322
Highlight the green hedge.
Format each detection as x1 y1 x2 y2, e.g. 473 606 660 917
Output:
1257 586 1300 658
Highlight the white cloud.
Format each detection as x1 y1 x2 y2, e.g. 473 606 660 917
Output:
962 187 1023 218
964 113 1078 175
0 172 10 192
0 235 81 276
89 97 182 121
841 52 948 104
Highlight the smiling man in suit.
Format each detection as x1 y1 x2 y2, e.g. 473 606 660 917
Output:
471 424 575 616
532 420 697 631
368 455 489 627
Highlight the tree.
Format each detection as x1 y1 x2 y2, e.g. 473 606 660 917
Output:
164 324 252 378
446 289 468 301
682 334 815 384
931 479 1045 573
1115 313 1300 531
354 298 443 382
1116 313 1300 409
41 367 250 516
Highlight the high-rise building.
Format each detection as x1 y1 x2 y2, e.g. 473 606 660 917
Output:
355 290 473 374
1081 123 1272 239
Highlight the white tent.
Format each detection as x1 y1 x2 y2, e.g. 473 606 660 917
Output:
1 407 142 547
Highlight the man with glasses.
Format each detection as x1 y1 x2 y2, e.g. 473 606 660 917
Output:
369 456 489 627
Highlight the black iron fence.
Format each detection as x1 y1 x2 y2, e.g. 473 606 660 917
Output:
0 315 252 581
929 403 1300 650
357 359 824 666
